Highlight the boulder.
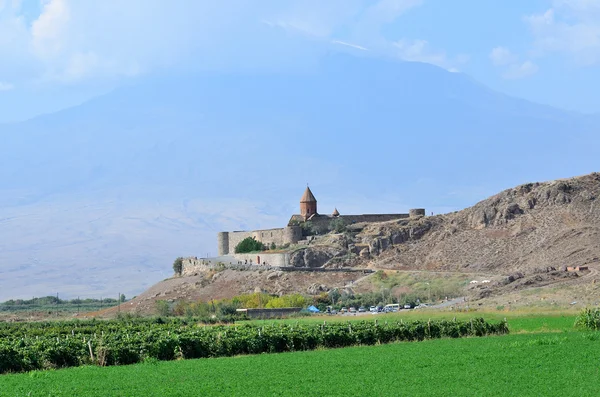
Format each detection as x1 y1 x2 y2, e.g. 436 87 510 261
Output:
266 271 283 280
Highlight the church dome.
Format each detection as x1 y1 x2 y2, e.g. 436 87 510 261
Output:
300 187 317 203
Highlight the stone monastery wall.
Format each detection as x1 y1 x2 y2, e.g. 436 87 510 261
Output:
218 226 302 255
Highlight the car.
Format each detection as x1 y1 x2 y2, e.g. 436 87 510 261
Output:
358 306 366 312
340 307 347 313
369 306 377 313
404 304 412 309
349 307 357 313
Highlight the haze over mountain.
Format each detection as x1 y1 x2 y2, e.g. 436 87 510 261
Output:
0 54 598 301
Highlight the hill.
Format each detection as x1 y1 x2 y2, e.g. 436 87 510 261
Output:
0 53 599 300
116 172 600 314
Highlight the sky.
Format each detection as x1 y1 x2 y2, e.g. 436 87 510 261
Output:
0 0 599 122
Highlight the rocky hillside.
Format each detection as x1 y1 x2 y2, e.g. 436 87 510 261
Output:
357 172 600 274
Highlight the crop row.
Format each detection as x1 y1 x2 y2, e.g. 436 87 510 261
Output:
0 318 508 374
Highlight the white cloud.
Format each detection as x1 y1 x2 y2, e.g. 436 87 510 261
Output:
31 0 70 60
489 46 517 66
0 0 460 86
394 39 466 71
331 40 369 51
0 81 14 91
489 46 538 79
356 0 423 38
503 61 539 80
526 1 600 65
270 0 464 70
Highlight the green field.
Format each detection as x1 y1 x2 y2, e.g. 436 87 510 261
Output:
0 311 587 396
1 330 598 396
247 310 578 333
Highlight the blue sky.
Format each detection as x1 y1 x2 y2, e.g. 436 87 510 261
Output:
0 0 599 122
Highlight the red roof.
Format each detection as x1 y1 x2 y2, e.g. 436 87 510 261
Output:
300 187 317 203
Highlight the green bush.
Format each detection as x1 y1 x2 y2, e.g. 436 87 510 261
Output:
235 237 265 254
172 257 184 276
575 308 600 330
0 317 508 374
330 218 348 233
155 300 170 317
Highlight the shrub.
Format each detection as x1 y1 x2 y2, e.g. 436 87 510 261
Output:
235 237 265 254
330 218 348 233
172 257 184 276
155 300 170 317
0 317 508 374
575 308 600 330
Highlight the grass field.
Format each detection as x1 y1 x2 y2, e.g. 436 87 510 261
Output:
246 310 578 333
0 310 585 396
1 330 598 396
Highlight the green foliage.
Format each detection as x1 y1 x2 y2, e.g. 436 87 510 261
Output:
265 294 307 309
368 272 468 304
0 296 120 315
0 317 508 374
300 221 329 236
235 237 266 254
270 242 276 250
329 217 348 233
575 308 600 330
172 257 184 276
155 300 170 317
6 331 600 396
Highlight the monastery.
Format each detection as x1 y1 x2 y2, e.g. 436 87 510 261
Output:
217 187 425 256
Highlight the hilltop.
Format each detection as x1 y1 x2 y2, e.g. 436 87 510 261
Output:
112 172 600 315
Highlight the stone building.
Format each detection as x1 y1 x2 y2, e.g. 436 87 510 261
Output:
216 186 425 256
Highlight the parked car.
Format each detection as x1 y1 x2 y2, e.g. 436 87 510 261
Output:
404 304 412 309
369 306 377 313
349 307 357 313
340 307 347 313
358 306 366 312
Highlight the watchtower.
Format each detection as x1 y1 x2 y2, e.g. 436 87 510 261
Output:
300 186 317 220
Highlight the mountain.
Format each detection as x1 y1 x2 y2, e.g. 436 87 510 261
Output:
0 53 598 301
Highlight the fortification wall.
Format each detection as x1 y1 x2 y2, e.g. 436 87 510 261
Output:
341 214 411 223
219 226 302 255
226 231 254 255
217 232 229 256
409 208 426 217
181 257 274 276
233 252 289 267
307 214 411 231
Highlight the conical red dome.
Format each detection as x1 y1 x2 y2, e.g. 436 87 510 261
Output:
300 187 317 218
300 187 317 203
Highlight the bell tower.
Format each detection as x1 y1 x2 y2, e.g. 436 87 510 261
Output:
300 186 317 220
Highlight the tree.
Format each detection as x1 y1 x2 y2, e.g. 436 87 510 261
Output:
120 294 126 303
155 300 170 316
234 237 265 253
330 218 348 233
172 257 184 275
